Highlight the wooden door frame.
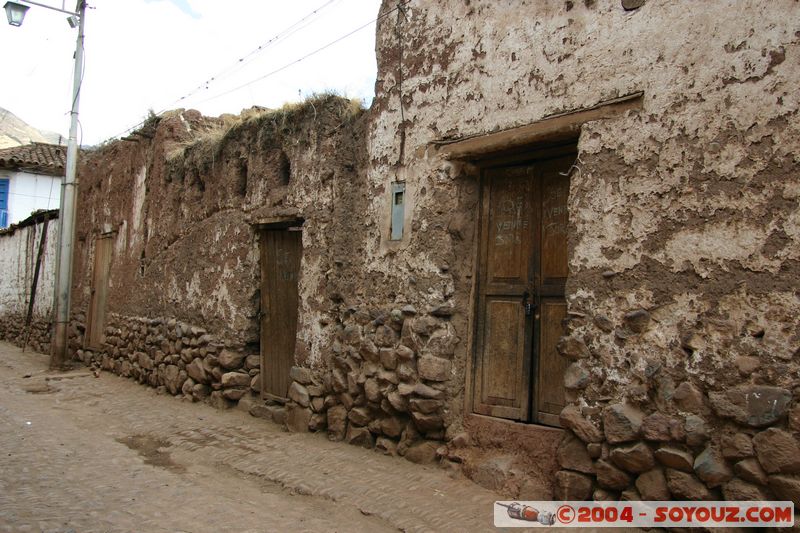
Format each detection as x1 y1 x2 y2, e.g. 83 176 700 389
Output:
463 140 578 425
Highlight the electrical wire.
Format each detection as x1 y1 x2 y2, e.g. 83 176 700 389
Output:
108 1 408 142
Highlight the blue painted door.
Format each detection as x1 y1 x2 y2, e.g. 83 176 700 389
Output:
0 179 9 228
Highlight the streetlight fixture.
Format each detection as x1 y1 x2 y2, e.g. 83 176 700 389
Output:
4 0 86 369
3 2 29 26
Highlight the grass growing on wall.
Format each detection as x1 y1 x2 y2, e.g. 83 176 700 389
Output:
164 93 364 184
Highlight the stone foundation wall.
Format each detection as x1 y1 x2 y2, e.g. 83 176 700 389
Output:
0 312 52 354
72 313 261 407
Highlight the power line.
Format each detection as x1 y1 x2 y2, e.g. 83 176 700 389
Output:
109 1 408 142
194 2 406 106
163 0 341 111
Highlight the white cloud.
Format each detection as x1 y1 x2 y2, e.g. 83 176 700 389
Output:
0 0 381 145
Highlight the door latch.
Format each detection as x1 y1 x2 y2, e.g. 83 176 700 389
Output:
522 291 536 317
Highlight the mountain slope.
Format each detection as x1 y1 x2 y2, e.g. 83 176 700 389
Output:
0 107 64 149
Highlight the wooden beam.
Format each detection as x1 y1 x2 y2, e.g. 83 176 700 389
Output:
431 92 643 159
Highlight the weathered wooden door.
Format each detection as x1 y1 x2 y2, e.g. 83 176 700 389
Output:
85 234 113 349
473 152 573 426
259 228 302 400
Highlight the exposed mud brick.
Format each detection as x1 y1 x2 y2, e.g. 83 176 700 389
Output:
623 309 650 333
665 469 710 500
347 406 371 427
221 372 251 389
557 433 595 474
345 425 374 449
473 456 514 491
218 349 245 370
768 475 800 505
753 428 800 474
185 359 208 384
286 404 311 433
379 348 397 370
556 335 590 360
595 459 631 490
734 458 769 485
635 468 670 500
289 366 313 385
411 411 444 432
375 437 398 455
709 385 791 427
603 403 643 444
720 433 754 460
326 405 347 440
655 447 694 472
693 447 733 488
673 382 705 413
609 442 655 474
564 363 590 389
641 412 684 442
417 355 451 382
555 470 593 501
722 478 770 501
560 405 603 443
404 440 438 464
287 382 310 407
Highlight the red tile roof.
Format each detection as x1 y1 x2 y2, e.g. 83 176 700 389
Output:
0 142 66 176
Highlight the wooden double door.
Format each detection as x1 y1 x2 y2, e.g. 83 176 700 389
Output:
472 151 573 427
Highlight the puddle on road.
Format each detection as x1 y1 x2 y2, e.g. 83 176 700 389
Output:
116 434 186 473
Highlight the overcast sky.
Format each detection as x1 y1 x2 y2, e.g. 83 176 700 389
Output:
0 0 382 145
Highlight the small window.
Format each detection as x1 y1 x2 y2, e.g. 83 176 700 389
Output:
390 182 405 240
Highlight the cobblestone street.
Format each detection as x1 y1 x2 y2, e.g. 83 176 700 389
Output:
0 341 505 533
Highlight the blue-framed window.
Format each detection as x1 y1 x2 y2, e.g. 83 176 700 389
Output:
0 179 9 228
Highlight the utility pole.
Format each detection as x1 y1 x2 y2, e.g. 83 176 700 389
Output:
50 0 86 369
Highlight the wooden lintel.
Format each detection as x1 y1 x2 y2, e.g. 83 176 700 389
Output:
432 92 644 159
250 217 305 229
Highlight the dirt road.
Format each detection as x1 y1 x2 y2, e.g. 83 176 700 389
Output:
0 341 507 532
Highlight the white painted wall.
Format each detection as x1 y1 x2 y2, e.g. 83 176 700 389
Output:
0 169 61 226
0 215 58 318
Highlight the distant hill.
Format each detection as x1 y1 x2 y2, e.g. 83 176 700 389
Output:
0 107 64 149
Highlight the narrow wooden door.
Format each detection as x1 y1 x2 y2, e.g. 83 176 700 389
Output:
260 228 302 400
85 235 113 349
473 153 573 426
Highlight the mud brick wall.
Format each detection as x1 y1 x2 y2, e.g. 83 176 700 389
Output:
366 0 800 501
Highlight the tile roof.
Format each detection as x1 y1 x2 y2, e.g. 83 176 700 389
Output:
0 142 66 176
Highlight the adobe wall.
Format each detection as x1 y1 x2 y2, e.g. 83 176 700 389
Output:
68 0 800 504
0 211 58 352
364 0 800 502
